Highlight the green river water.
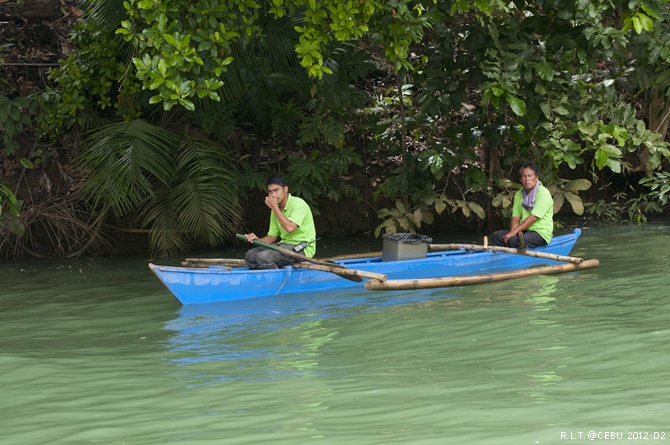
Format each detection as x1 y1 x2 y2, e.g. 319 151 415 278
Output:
1 224 669 445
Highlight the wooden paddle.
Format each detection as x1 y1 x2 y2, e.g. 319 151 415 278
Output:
236 233 368 282
292 262 387 281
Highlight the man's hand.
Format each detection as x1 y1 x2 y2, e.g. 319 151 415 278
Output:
502 232 514 245
244 233 279 244
265 194 279 211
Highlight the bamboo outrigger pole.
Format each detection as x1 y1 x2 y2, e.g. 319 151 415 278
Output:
364 259 600 291
429 243 585 264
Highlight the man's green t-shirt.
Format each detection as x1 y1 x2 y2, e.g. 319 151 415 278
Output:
512 184 554 244
268 194 317 257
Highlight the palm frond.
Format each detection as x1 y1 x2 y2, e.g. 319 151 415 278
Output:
212 15 310 132
260 15 304 71
79 120 177 217
142 182 189 256
132 131 243 256
170 137 242 242
77 0 128 31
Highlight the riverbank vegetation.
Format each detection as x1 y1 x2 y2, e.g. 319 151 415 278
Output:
2 0 670 258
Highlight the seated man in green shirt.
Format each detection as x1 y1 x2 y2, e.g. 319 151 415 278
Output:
490 161 553 248
243 175 317 269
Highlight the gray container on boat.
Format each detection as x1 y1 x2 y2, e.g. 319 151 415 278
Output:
381 233 433 262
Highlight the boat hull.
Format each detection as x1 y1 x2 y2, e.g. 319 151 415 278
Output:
150 229 582 305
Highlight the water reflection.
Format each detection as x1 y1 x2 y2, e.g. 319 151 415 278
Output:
163 297 343 437
162 287 462 373
524 276 559 310
518 277 569 403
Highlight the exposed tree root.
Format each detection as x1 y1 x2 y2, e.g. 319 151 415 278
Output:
0 196 114 259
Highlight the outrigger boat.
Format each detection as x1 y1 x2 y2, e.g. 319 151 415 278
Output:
150 228 599 305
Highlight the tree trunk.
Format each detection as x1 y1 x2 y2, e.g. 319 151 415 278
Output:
636 86 670 173
397 70 407 158
0 0 61 19
483 140 503 233
650 86 670 138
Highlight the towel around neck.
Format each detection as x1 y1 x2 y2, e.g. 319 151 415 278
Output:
521 181 541 210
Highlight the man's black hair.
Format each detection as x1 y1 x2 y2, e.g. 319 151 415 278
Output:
266 175 287 187
519 161 539 177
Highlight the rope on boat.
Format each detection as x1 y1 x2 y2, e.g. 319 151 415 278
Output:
274 267 291 296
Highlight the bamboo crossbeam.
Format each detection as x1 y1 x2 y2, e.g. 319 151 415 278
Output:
326 251 382 260
429 243 585 264
183 251 383 268
364 259 600 291
293 262 387 281
182 258 247 268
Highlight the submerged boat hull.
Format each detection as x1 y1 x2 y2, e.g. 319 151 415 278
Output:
150 229 582 305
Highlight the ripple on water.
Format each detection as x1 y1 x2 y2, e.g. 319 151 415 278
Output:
1 225 670 444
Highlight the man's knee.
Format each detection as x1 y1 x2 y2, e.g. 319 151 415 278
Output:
255 250 279 269
245 247 267 269
490 230 507 247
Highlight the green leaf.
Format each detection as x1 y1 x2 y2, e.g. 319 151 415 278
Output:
606 158 622 173
554 106 570 116
534 62 554 81
19 158 34 169
564 179 592 192
398 216 410 231
492 194 504 207
181 99 195 111
637 13 653 32
0 184 21 217
595 148 609 169
578 121 599 136
553 190 565 214
540 103 552 120
164 34 177 47
467 202 486 219
9 105 20 121
422 210 434 225
507 95 526 116
12 97 30 108
510 125 526 144
564 191 584 215
435 198 446 215
158 58 168 77
412 208 423 227
8 217 25 236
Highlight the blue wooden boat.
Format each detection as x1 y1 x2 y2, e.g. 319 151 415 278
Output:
150 228 597 305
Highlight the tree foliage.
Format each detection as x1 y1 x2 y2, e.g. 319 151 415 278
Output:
3 0 670 257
